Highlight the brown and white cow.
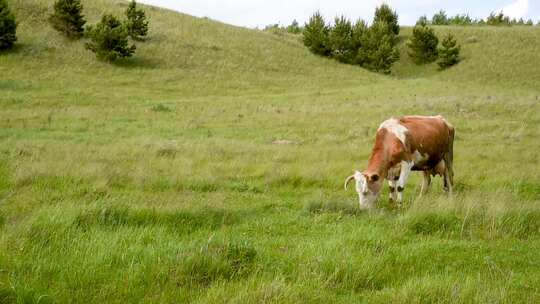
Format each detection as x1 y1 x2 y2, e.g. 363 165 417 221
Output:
345 115 454 209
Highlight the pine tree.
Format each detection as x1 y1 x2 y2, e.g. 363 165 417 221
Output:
328 16 353 63
416 15 429 26
303 12 330 56
406 23 439 64
286 20 301 34
432 10 449 25
0 0 17 50
49 0 86 39
125 0 148 40
438 33 460 69
373 4 399 35
351 19 367 53
85 14 136 62
356 21 399 73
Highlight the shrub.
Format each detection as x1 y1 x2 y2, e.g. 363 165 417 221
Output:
0 0 17 50
438 33 460 69
85 14 136 61
125 0 148 41
350 19 368 57
373 3 399 35
303 11 330 56
328 16 353 63
406 23 439 64
416 15 429 26
286 19 302 34
449 14 473 25
432 10 449 25
486 12 510 26
356 21 399 74
49 0 86 39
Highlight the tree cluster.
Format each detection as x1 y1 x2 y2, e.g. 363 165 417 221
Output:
407 20 460 69
0 0 17 51
430 10 535 26
47 0 149 61
303 4 400 74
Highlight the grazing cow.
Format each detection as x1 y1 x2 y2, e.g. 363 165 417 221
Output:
345 115 454 209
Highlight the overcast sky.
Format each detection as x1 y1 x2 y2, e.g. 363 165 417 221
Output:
138 0 540 28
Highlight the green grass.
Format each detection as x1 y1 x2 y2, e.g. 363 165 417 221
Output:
1 0 539 302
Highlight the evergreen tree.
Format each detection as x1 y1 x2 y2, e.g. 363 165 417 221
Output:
416 15 429 26
286 20 301 34
438 33 460 69
125 0 148 40
49 0 86 39
351 19 367 52
525 19 533 26
328 16 353 63
0 0 17 50
487 12 510 26
373 4 399 35
303 12 330 56
356 21 399 73
406 23 439 64
85 14 136 61
432 10 449 25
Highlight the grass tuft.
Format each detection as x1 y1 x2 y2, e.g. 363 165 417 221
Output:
175 239 257 286
304 199 364 216
74 205 237 233
405 212 462 236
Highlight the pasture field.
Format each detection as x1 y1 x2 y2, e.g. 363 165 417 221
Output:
1 0 540 302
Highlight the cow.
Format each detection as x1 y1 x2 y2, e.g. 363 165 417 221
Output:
344 115 454 209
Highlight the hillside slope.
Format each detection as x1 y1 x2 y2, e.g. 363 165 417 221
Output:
1 1 539 303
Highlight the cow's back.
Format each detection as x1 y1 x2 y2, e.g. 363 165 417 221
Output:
399 116 453 170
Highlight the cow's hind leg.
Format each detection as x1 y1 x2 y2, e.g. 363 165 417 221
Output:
444 126 455 194
420 171 431 196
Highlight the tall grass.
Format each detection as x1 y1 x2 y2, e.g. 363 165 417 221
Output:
0 0 539 302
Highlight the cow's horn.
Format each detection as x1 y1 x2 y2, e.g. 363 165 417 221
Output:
344 175 355 190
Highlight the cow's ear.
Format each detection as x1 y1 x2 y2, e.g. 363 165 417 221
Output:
370 174 379 182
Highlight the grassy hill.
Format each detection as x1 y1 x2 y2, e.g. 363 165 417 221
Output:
1 0 539 303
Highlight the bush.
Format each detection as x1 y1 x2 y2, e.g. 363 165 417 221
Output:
0 0 17 50
49 0 86 39
303 12 330 56
328 16 353 63
449 14 473 25
486 12 510 26
416 15 429 26
85 14 136 61
350 19 368 56
125 0 148 41
373 4 399 35
438 33 460 69
406 23 439 64
356 21 399 74
286 19 302 34
432 10 449 25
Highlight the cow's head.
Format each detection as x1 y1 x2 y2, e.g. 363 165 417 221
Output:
344 171 383 209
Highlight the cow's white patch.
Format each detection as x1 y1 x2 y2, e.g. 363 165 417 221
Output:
379 118 408 145
413 150 430 164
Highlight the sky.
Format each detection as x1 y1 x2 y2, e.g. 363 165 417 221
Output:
138 0 540 28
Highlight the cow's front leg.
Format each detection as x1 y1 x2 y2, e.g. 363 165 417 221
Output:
388 179 398 202
397 161 414 204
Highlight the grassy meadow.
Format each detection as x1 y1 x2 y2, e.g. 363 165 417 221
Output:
1 0 540 302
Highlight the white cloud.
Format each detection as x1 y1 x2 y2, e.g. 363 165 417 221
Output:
501 0 529 18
